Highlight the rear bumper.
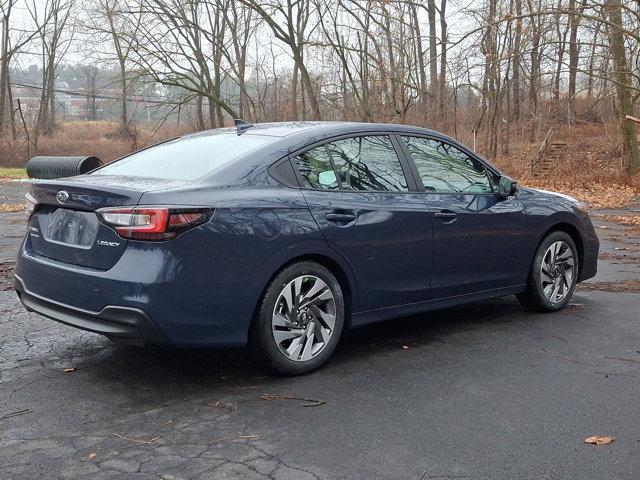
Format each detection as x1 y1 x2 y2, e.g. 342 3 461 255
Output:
14 235 266 347
14 275 170 346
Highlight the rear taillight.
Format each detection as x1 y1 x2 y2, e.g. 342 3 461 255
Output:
97 206 213 240
25 192 38 219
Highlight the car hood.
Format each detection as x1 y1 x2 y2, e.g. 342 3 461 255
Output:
530 188 581 204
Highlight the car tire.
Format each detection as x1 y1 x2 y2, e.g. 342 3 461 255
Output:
517 231 579 312
251 261 345 375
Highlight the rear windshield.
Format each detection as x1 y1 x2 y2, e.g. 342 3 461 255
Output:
96 133 276 180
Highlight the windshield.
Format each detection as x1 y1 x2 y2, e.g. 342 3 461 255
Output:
96 133 276 181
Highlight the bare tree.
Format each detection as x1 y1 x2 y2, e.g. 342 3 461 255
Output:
124 0 240 126
0 0 53 135
29 0 75 144
87 0 141 134
83 64 100 120
240 0 321 120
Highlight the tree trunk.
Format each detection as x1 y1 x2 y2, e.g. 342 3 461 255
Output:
427 0 438 99
293 47 320 120
0 15 9 134
196 94 205 130
410 3 427 104
605 0 640 174
46 68 55 133
567 0 585 122
6 69 16 139
586 21 601 97
553 9 568 103
119 59 128 131
438 0 448 119
512 0 522 120
291 63 298 119
528 0 541 142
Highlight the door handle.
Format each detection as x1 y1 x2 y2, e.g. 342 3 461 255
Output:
434 210 457 224
326 212 357 223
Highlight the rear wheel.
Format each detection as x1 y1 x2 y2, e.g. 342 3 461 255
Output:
252 261 345 375
517 231 579 312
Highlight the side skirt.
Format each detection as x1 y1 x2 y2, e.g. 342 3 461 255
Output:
350 285 526 327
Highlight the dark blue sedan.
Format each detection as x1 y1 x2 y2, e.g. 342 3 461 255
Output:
15 122 599 374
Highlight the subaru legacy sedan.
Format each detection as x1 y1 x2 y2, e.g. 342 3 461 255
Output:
15 122 598 374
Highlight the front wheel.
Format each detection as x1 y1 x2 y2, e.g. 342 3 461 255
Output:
252 261 345 375
517 231 579 312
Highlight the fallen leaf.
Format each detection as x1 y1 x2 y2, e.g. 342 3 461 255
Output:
63 368 76 373
584 435 615 445
0 203 25 213
599 214 640 227
579 279 640 293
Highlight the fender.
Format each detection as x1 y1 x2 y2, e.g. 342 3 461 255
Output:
258 239 360 313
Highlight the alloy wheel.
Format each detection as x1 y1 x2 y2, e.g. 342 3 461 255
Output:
540 240 575 303
271 275 336 362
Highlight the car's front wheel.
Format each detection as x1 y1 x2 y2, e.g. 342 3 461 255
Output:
517 231 579 312
252 261 345 375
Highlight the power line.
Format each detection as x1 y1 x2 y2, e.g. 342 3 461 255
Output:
11 82 180 105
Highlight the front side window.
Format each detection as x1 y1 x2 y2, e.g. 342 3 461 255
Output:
325 136 408 191
97 133 276 181
402 136 492 194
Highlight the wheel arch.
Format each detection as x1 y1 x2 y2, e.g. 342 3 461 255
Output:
249 253 357 335
539 222 585 280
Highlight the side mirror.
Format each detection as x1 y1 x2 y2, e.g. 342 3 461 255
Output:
496 175 517 197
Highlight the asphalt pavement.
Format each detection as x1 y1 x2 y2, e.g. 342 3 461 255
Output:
1 180 639 479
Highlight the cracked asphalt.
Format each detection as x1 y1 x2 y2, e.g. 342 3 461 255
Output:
1 180 640 479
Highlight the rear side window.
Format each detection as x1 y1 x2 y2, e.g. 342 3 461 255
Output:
296 135 408 192
294 135 408 192
97 134 276 181
295 145 339 190
401 136 492 193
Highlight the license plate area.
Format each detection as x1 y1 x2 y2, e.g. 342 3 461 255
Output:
42 206 99 247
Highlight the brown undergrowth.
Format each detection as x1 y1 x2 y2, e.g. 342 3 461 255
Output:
494 123 640 208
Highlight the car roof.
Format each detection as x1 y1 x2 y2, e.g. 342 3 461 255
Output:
184 121 445 139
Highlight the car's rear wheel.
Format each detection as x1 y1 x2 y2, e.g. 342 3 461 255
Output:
252 261 345 375
517 231 579 312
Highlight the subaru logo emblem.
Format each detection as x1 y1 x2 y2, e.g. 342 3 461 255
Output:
56 190 70 204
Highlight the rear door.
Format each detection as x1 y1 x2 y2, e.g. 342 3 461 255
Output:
294 134 433 311
398 135 528 297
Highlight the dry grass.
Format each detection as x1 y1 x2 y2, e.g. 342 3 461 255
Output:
0 168 26 179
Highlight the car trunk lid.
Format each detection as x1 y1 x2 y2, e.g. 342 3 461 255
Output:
26 175 188 270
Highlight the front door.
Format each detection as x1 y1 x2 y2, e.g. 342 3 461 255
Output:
399 135 528 298
293 134 434 311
